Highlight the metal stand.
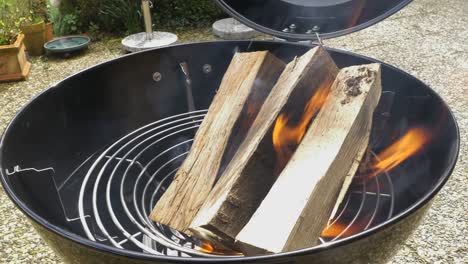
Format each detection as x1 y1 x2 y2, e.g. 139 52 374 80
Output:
273 31 324 46
122 0 178 52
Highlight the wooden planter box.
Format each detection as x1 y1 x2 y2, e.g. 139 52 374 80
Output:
0 34 32 82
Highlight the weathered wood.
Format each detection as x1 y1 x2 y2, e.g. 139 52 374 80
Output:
236 63 382 255
149 51 286 231
188 47 339 248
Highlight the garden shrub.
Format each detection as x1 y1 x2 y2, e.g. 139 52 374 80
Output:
57 0 224 34
49 3 82 36
31 0 48 21
0 0 50 45
0 0 34 45
74 0 100 25
152 0 225 29
98 0 143 34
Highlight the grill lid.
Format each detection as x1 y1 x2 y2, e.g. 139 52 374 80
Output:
215 0 413 41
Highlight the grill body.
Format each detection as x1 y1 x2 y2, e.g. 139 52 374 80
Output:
30 202 431 264
0 41 459 263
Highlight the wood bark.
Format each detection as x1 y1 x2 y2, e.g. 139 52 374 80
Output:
236 63 382 255
189 47 339 248
149 51 286 231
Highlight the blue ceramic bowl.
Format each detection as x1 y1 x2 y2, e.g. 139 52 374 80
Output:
44 36 91 54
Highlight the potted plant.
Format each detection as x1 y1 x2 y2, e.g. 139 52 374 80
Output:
0 1 32 82
20 0 49 56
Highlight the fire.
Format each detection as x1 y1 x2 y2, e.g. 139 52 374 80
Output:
272 85 330 170
197 241 243 256
363 127 431 179
321 128 431 240
320 222 360 239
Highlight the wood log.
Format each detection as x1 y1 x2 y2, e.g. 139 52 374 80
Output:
329 145 370 221
189 47 339 248
236 63 382 255
149 51 286 231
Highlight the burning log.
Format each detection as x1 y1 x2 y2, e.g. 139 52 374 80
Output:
329 145 370 221
189 47 339 248
236 63 382 255
149 51 286 231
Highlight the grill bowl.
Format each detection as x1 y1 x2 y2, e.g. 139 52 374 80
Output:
0 41 459 264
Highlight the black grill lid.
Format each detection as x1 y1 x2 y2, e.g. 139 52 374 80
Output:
215 0 413 41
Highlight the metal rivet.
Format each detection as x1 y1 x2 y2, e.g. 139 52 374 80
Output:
153 72 162 82
202 64 212 74
312 25 320 32
289 24 297 33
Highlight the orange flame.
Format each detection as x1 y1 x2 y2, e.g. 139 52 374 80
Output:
197 241 243 256
321 222 361 239
321 128 431 240
272 85 330 170
364 127 431 179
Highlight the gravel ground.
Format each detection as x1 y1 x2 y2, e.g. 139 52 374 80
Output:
0 0 466 263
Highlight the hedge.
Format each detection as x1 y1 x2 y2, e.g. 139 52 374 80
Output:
152 0 225 29
58 0 224 34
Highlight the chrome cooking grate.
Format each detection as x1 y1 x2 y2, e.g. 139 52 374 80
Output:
62 110 395 257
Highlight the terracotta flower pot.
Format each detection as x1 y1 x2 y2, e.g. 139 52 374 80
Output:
20 20 46 56
0 34 32 82
45 22 54 42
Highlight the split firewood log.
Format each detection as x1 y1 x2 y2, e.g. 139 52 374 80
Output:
189 47 339 248
236 63 382 255
149 51 285 231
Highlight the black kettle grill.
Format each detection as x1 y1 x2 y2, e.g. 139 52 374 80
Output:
0 1 460 263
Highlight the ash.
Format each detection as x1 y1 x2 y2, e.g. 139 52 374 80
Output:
341 67 375 105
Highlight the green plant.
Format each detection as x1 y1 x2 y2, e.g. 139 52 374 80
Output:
22 10 43 25
88 21 103 41
59 10 82 35
75 0 101 28
31 0 48 21
99 0 143 34
47 2 60 28
0 0 30 45
16 0 48 26
55 0 224 35
152 0 224 29
48 4 82 36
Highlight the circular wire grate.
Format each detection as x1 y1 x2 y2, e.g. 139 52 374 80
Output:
76 110 395 257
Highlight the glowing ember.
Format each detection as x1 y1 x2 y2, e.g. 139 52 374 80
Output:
272 84 330 170
197 241 243 256
363 127 431 179
321 222 360 239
